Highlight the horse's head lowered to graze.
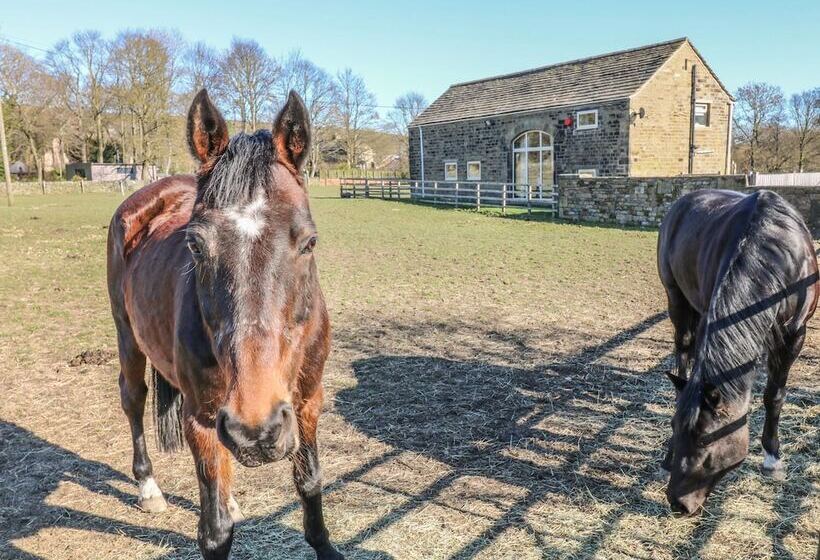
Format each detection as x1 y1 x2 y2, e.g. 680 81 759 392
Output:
665 372 750 515
183 89 323 467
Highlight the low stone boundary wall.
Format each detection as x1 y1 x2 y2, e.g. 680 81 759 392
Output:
6 180 146 196
558 175 820 236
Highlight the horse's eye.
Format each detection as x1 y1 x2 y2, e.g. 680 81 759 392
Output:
301 235 317 255
187 239 203 257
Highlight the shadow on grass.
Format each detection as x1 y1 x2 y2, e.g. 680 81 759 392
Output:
0 421 394 559
332 312 818 559
3 312 815 558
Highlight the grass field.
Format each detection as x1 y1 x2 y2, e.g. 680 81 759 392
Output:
0 188 818 559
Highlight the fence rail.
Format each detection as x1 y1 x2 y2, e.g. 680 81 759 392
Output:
751 172 820 187
340 178 556 215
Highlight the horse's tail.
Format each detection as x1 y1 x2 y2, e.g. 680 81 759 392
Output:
152 366 185 453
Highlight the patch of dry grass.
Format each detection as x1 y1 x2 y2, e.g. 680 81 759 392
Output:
0 189 817 559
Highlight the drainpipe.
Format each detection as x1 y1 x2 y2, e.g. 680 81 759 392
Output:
725 101 734 175
688 64 697 175
418 126 425 182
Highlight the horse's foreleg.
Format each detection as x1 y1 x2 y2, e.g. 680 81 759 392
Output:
185 414 235 560
293 387 343 560
661 290 700 474
667 290 700 381
117 339 167 513
762 326 805 480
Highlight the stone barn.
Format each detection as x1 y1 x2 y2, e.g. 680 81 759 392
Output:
409 38 733 186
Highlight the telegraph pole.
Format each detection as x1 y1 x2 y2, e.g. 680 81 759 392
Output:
0 100 12 206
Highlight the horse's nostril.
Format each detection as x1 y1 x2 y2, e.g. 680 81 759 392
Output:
216 409 234 448
277 402 293 423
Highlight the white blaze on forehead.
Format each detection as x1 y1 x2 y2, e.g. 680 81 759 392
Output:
226 195 267 239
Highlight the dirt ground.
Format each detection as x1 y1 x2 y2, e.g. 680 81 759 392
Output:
0 189 817 559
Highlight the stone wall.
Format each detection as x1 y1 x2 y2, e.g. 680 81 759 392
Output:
7 180 146 196
409 99 631 183
558 175 820 236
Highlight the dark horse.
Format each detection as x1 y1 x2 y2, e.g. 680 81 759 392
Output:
107 89 342 559
657 189 818 515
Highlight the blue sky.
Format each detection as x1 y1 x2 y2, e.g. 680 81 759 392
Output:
2 0 818 108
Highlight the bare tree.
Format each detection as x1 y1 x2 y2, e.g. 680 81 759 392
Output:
0 44 57 184
334 68 378 168
387 91 428 134
112 30 178 179
789 88 819 172
219 38 277 132
733 82 784 173
183 41 220 95
47 31 112 163
276 51 336 175
387 91 428 171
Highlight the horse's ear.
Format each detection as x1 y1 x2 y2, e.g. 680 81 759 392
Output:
273 90 311 172
187 89 229 165
666 372 687 393
702 382 722 410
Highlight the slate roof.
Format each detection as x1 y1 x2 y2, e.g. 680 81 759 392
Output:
412 38 697 126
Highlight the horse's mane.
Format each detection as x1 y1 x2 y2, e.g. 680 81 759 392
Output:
682 191 805 428
198 130 274 208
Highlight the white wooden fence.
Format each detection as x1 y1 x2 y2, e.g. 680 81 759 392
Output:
339 178 556 215
750 172 820 187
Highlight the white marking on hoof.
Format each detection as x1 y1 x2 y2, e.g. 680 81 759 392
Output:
763 451 785 480
227 494 244 522
657 467 671 482
138 477 167 513
763 451 783 471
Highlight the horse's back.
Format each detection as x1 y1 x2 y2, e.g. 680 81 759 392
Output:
107 175 198 378
108 175 197 262
658 190 753 311
658 189 818 319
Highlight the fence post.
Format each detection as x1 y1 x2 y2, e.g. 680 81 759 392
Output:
365 177 369 198
455 182 459 208
421 180 425 198
526 184 532 217
433 181 438 204
80 178 84 194
502 183 507 214
476 183 481 211
353 181 357 199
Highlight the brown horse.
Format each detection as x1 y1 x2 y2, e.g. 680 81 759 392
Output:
107 89 342 559
657 189 818 516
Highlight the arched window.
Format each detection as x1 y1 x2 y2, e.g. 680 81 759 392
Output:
512 131 554 191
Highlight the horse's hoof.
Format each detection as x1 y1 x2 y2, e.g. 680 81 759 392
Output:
315 543 344 560
763 452 786 480
763 466 786 481
138 495 168 513
228 495 245 522
138 477 167 513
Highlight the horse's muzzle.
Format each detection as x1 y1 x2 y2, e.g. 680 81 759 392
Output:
216 402 298 467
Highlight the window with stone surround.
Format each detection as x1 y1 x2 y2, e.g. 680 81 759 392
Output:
694 102 710 127
576 109 599 130
578 168 597 178
467 161 481 181
444 161 458 181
